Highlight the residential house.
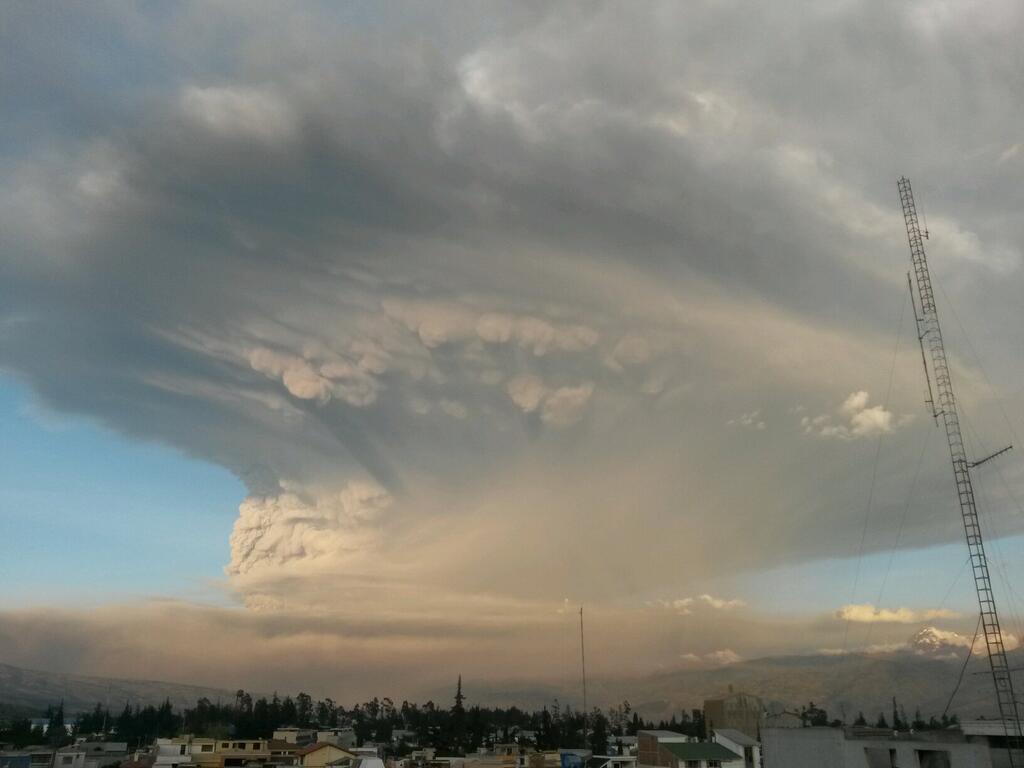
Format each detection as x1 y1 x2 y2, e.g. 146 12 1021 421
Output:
654 743 740 768
3 747 54 768
267 740 300 766
761 726 993 768
297 743 355 768
274 731 317 748
638 731 690 767
153 737 217 768
315 731 356 751
214 740 272 768
710 730 758 768
637 730 740 768
56 742 129 768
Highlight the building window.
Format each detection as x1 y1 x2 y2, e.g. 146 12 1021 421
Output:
708 761 722 768
684 762 699 768
221 743 229 749
201 745 213 752
915 751 952 768
251 744 260 750
180 745 188 755
62 757 73 765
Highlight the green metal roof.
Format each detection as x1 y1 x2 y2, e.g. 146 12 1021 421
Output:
661 742 742 761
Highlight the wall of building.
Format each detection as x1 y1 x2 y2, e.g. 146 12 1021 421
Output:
762 728 994 768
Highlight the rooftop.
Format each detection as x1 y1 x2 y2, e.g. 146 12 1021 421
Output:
661 743 740 762
712 729 756 747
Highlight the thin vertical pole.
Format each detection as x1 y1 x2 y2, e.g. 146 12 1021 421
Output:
580 606 588 750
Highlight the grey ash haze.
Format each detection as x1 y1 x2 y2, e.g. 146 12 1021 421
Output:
2 1 1024 700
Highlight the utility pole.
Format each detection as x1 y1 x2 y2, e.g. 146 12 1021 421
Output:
898 176 1024 765
580 605 588 749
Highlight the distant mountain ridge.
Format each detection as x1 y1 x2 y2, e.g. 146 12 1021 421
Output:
3 636 1015 724
0 662 236 717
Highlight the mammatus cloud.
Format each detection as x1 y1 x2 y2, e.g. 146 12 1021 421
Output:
836 603 959 624
801 391 912 440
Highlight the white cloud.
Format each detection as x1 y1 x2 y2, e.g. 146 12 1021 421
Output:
180 85 295 141
506 374 547 413
704 648 743 666
540 383 594 427
727 410 766 430
227 482 391 575
835 603 959 624
649 594 746 614
802 390 911 440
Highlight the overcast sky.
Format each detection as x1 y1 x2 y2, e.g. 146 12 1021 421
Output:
3 0 1024 701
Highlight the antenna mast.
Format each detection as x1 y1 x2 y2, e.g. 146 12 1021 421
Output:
898 176 1024 765
580 605 588 749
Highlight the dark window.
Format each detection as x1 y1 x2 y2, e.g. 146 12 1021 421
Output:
864 747 896 768
916 750 951 768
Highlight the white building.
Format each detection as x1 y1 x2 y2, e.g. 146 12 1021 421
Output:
56 743 129 768
711 730 759 768
960 720 1019 768
762 727 992 768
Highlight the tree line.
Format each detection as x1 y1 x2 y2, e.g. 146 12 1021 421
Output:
0 686 959 755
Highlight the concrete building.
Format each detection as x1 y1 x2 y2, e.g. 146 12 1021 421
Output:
268 740 301 766
274 731 317 748
654 744 740 768
297 743 356 768
55 742 129 768
213 739 272 768
710 730 758 768
315 731 356 750
761 727 993 768
153 737 220 768
703 693 762 743
960 720 1018 768
638 731 692 766
637 731 739 768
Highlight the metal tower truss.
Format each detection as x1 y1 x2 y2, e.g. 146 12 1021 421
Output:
898 176 1024 765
